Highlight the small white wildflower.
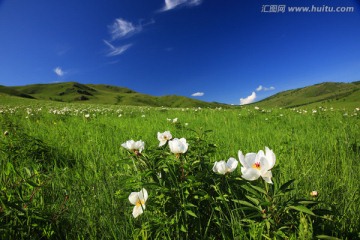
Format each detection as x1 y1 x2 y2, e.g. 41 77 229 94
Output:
212 158 238 175
157 131 172 147
128 188 148 218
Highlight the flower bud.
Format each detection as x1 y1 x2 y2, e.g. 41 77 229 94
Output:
310 190 318 197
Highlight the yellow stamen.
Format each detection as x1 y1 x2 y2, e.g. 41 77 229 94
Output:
136 200 145 207
252 162 261 170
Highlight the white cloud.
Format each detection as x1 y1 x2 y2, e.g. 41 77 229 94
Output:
54 67 65 77
240 92 256 105
104 40 132 56
256 85 275 92
109 18 141 40
191 92 204 97
256 85 263 91
161 0 202 11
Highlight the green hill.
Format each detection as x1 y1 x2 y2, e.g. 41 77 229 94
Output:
1 81 359 109
0 85 35 99
0 82 228 108
254 81 360 109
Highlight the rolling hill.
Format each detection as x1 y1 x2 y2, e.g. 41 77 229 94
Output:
0 82 229 108
1 81 359 108
254 81 360 108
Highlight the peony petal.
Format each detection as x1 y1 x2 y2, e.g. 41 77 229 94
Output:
122 140 136 150
212 161 219 172
265 147 276 169
179 138 189 153
128 192 139 205
255 150 265 162
262 170 273 184
134 140 145 152
169 138 188 154
226 157 238 172
241 168 261 181
214 161 226 174
128 140 135 149
244 152 257 167
132 205 144 218
138 188 148 202
259 156 271 175
238 150 247 168
159 140 166 147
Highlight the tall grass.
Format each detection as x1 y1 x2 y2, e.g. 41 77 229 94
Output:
1 102 359 239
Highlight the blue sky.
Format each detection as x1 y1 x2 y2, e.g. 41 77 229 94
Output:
0 0 360 105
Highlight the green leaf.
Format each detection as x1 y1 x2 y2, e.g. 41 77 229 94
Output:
233 200 261 211
241 184 261 197
5 162 13 175
247 183 267 195
297 200 318 205
288 205 315 216
316 235 341 240
24 167 31 177
279 179 295 193
185 203 197 208
186 210 197 218
26 180 40 188
180 225 187 232
245 195 260 206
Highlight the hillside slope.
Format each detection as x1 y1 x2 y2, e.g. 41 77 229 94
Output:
0 82 228 108
254 81 360 108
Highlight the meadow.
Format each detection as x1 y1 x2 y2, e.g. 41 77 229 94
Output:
1 99 359 239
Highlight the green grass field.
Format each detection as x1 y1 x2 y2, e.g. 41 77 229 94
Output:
1 99 359 239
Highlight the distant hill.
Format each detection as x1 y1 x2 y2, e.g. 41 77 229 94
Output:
0 82 229 108
254 81 360 108
0 85 35 99
1 81 359 109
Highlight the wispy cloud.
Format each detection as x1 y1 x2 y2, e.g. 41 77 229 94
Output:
191 92 204 97
160 0 202 12
54 67 65 77
240 92 256 105
256 85 275 92
109 18 141 40
103 40 132 57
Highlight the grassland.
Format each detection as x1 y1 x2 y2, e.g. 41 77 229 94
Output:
1 98 360 239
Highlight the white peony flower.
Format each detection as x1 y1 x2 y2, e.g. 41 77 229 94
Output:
128 188 148 218
121 140 145 153
169 138 188 155
157 131 172 147
212 157 238 175
239 147 276 184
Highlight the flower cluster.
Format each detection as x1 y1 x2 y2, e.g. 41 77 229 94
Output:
124 131 188 217
212 147 276 184
157 131 189 156
124 131 276 218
